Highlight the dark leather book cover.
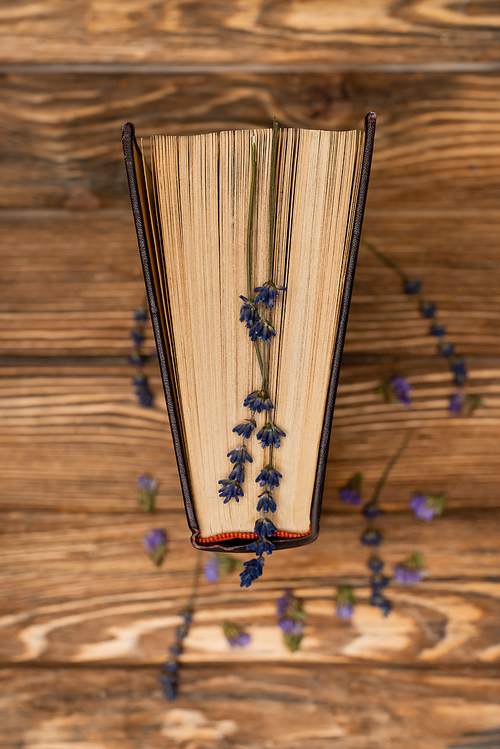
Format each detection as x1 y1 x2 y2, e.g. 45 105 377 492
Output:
122 113 376 552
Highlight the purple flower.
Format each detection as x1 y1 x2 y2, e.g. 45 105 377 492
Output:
451 358 467 386
249 316 276 345
449 392 464 414
256 490 277 514
403 279 422 296
430 323 446 337
243 390 274 413
228 464 245 482
371 572 390 591
278 618 303 635
420 300 436 319
246 536 275 556
204 554 219 583
367 556 384 573
336 603 354 619
276 593 289 619
143 529 168 566
276 590 306 652
218 479 244 503
239 557 264 588
255 464 282 489
227 446 253 464
370 592 392 617
360 528 383 547
253 280 286 308
256 422 286 449
393 565 422 585
438 341 455 358
339 487 361 505
362 502 385 520
239 296 259 328
232 419 256 439
133 375 154 408
222 620 251 648
133 307 148 323
254 517 277 538
137 475 157 492
409 492 446 521
130 328 145 346
335 585 356 619
390 375 413 405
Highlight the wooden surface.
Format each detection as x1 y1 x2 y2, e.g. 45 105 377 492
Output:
1 3 500 747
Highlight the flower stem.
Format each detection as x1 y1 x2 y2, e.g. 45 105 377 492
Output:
371 434 410 506
247 136 257 300
187 552 203 611
362 239 409 283
268 117 279 280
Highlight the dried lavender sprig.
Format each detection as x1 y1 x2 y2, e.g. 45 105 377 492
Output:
159 553 202 700
363 239 481 414
129 302 154 408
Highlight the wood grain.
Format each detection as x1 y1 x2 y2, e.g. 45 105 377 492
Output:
1 72 500 208
1 665 499 749
1 511 500 667
1 0 500 66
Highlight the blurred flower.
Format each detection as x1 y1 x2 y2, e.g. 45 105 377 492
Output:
335 585 356 620
377 376 412 406
394 551 425 585
143 528 168 567
136 474 158 513
338 472 362 505
409 493 446 521
449 392 483 416
360 528 383 547
276 590 306 652
222 620 251 648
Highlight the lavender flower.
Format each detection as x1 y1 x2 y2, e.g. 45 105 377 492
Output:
239 296 259 327
255 464 282 489
246 536 275 556
335 585 356 620
227 446 253 464
232 419 256 439
249 316 276 345
451 358 467 385
222 620 251 648
403 280 422 296
256 490 277 514
143 529 168 567
133 306 148 323
218 479 244 503
370 591 392 617
243 390 274 413
438 341 455 358
130 328 145 346
367 556 384 573
228 464 245 482
276 590 306 652
254 517 277 537
253 280 286 308
360 528 383 547
393 552 425 586
239 557 264 588
339 472 362 505
371 571 390 591
133 375 154 408
420 300 437 319
204 554 219 583
136 474 158 513
390 375 413 405
409 492 446 521
256 422 286 449
362 501 385 520
159 609 193 700
449 392 482 416
430 323 446 337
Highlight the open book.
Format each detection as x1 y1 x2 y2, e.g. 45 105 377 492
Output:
122 114 376 554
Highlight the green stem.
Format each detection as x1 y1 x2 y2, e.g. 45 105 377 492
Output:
268 117 279 280
247 137 257 300
371 434 410 506
362 239 409 282
254 340 265 382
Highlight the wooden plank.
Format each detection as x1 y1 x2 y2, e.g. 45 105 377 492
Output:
1 0 500 66
0 665 499 749
0 360 499 512
1 72 500 208
1 210 500 356
1 511 500 668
